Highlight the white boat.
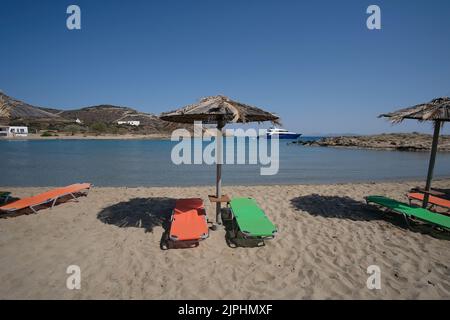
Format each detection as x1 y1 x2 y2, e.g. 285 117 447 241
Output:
264 127 302 139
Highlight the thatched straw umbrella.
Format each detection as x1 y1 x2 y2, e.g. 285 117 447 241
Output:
380 97 450 207
160 95 280 227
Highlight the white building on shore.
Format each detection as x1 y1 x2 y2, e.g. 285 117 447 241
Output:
0 126 29 137
117 120 140 126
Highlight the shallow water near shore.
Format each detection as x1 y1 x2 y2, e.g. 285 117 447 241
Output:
1 138 450 187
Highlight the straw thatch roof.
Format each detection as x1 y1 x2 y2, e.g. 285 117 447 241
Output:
379 97 450 123
160 95 280 125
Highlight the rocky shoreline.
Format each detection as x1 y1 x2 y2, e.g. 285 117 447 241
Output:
296 133 450 152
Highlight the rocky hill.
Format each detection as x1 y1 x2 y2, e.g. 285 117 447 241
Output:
0 92 189 136
297 133 450 152
0 92 61 122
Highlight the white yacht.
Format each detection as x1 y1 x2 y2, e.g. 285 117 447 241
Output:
264 127 302 139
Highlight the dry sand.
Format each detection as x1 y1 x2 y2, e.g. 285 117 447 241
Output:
0 180 449 299
3 133 171 140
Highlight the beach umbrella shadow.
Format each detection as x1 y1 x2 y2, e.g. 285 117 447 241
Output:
97 197 176 233
290 194 382 222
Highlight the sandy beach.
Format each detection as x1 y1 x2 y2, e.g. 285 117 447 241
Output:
0 179 449 300
2 133 171 140
2 129 232 140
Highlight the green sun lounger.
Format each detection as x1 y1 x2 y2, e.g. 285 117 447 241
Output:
229 197 277 239
365 195 450 230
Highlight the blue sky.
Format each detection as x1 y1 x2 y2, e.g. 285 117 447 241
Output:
1 0 449 135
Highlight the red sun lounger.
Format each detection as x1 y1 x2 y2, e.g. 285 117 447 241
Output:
407 192 450 212
162 198 209 249
0 183 91 214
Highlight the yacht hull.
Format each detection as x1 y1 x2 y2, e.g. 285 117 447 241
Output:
266 133 302 139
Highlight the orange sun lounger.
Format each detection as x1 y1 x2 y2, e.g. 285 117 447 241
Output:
407 192 450 211
163 198 209 248
0 183 91 214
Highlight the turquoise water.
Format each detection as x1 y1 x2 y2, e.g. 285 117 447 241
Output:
1 138 450 187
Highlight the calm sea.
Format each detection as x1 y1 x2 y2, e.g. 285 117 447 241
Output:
1 138 450 187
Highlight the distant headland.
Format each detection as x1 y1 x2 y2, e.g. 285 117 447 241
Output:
296 133 450 152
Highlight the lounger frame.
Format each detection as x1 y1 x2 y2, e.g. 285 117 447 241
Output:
168 208 209 242
365 197 450 231
366 197 411 228
225 204 277 248
161 208 209 250
1 186 91 214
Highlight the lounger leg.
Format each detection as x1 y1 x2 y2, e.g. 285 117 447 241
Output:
30 206 38 214
70 193 79 202
402 213 411 228
51 198 58 209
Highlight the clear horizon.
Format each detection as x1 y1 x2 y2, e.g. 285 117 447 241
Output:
1 0 449 135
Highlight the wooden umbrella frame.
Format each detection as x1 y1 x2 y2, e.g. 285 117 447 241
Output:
380 97 450 208
160 96 280 229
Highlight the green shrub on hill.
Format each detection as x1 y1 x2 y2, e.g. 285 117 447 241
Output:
64 124 85 135
40 131 54 137
90 122 107 133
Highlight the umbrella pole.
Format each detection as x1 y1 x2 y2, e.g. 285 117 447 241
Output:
423 120 441 208
215 120 225 225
